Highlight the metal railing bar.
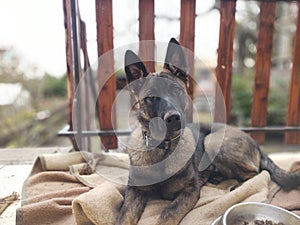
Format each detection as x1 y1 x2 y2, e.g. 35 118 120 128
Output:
58 125 300 138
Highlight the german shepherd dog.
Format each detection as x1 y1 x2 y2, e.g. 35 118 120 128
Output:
116 38 300 225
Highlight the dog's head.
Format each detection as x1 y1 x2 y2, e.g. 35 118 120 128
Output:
124 38 190 145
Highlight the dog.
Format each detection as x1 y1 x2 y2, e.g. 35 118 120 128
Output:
116 38 300 225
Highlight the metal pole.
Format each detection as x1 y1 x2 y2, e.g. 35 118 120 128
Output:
70 0 82 150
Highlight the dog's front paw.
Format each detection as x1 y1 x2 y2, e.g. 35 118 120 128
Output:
115 217 131 225
155 218 178 225
155 210 179 225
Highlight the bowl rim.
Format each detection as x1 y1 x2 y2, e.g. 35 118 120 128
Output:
211 216 221 225
221 202 300 224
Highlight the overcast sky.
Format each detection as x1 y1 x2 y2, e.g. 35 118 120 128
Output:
0 0 220 78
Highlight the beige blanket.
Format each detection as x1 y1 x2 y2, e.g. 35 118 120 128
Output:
17 151 300 225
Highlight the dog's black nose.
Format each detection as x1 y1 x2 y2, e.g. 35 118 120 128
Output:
164 111 181 130
165 113 180 124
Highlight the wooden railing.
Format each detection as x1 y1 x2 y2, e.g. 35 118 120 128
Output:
60 0 300 151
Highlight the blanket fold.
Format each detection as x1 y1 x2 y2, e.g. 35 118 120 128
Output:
72 170 274 225
17 151 300 225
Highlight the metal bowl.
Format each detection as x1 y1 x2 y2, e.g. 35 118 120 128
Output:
211 216 221 225
211 202 300 225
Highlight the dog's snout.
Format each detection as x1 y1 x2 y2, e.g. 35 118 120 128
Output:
164 111 181 124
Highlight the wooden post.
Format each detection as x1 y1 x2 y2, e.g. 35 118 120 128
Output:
180 0 196 99
139 0 155 72
95 0 118 150
285 2 300 144
214 0 236 123
180 0 196 105
251 2 276 144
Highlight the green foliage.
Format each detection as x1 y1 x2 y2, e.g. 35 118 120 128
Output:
231 74 253 126
42 74 67 98
0 48 69 147
231 74 289 126
115 69 125 78
267 79 288 126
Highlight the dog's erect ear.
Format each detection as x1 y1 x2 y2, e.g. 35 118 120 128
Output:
164 38 188 85
124 50 149 96
125 50 148 84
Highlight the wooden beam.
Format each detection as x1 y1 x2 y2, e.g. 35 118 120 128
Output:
251 2 276 144
214 0 236 123
285 2 300 144
95 0 118 150
139 0 155 72
180 0 196 123
180 0 196 105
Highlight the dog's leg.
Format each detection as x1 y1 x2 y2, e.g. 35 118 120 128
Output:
156 178 201 225
116 186 148 225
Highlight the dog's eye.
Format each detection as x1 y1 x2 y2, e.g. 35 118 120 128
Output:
144 95 155 104
172 87 183 96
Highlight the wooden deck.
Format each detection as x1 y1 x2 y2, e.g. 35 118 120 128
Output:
0 145 299 224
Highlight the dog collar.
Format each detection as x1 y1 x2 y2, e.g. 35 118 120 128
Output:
142 130 181 150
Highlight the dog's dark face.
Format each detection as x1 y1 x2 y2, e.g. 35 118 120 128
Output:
125 38 190 144
118 39 204 225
